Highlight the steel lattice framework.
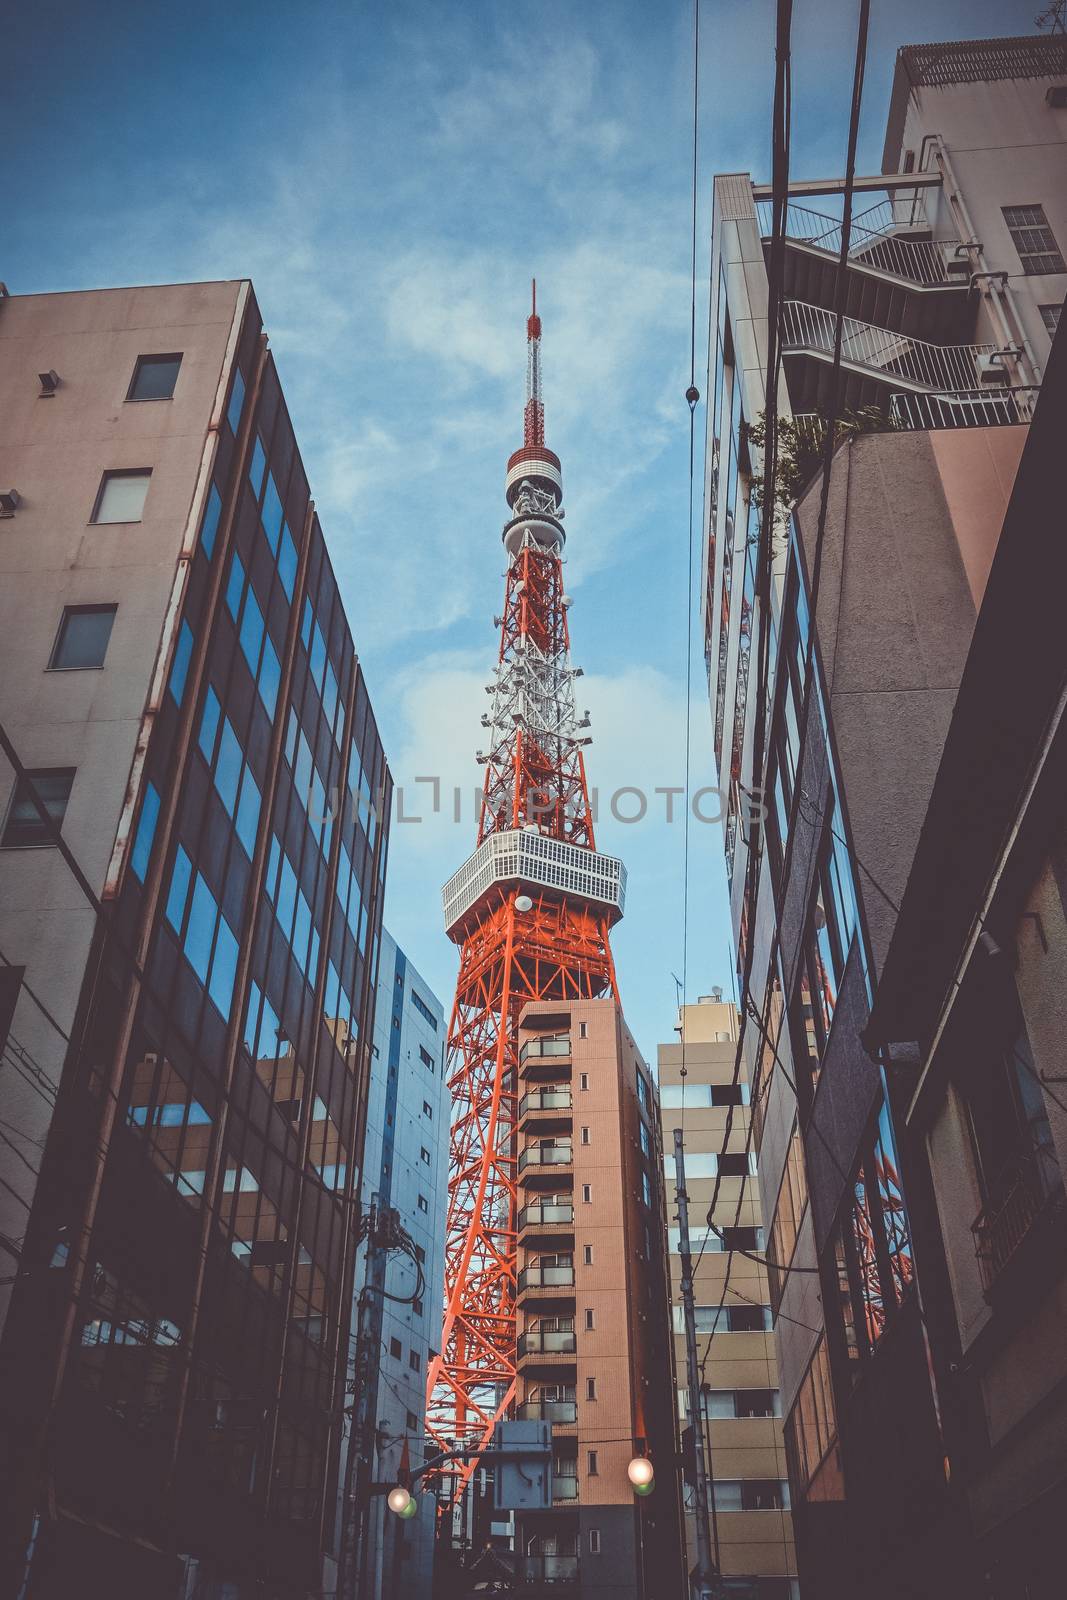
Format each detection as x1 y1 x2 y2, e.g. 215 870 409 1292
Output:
425 286 623 1497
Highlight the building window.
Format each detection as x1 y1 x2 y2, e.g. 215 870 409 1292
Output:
580 1126 590 1146
586 1377 596 1400
406 1410 418 1431
1002 204 1066 275
784 1336 838 1495
422 1100 433 1119
200 483 223 560
411 990 438 1028
1 768 75 848
417 1195 428 1213
409 1350 421 1373
168 620 194 706
49 604 117 670
706 1388 780 1418
583 1245 593 1266
390 1337 402 1358
127 353 182 401
412 1298 423 1317
226 368 245 435
585 1308 595 1330
712 1479 790 1512
589 1529 601 1555
92 469 151 524
579 1021 588 1039
420 1147 430 1165
582 1184 592 1204
580 1072 589 1091
130 781 161 882
1040 302 1062 335
419 1045 435 1070
642 1171 652 1207
587 1450 598 1475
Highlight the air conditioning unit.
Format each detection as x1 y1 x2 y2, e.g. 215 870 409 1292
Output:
975 353 1010 386
1046 85 1067 109
0 489 20 516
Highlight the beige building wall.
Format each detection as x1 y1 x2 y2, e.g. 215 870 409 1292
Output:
0 282 247 1339
659 993 797 1592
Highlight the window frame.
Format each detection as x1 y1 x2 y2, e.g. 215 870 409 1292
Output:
1 767 76 849
125 353 183 403
48 604 118 671
91 469 152 525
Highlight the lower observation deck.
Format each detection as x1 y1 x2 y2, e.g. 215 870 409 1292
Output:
442 828 626 937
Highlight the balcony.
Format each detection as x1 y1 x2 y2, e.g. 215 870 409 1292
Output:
519 1143 573 1174
520 1035 572 1063
552 1474 579 1502
972 1144 1063 1293
517 1555 579 1586
517 1266 576 1297
518 1329 578 1360
519 1090 573 1131
516 1400 578 1424
518 1202 575 1233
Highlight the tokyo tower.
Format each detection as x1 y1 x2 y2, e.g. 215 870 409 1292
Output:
425 284 625 1495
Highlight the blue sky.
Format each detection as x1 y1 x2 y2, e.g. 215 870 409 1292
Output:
7 0 1036 1062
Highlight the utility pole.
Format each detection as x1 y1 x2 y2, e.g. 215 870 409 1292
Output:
673 1129 720 1600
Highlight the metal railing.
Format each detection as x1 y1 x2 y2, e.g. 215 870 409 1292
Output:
516 1400 578 1423
756 197 959 286
518 1555 580 1583
519 1090 573 1116
972 1146 1059 1292
889 387 1039 430
781 301 994 392
518 1203 575 1229
517 1266 576 1291
519 1144 573 1171
518 1329 578 1357
520 1035 572 1062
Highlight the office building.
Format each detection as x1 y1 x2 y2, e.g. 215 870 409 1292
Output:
703 31 1065 1599
343 930 447 1599
0 282 390 1598
658 993 797 1599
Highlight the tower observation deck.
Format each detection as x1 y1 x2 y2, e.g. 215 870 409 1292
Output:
425 284 624 1499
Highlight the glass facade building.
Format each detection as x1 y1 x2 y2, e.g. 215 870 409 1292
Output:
0 283 390 1599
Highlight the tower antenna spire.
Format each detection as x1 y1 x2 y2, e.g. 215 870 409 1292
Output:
524 279 544 448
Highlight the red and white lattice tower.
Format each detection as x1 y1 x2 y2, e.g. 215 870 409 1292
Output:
425 284 625 1496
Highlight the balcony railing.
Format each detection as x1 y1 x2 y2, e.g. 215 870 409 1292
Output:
889 387 1039 430
516 1400 578 1423
519 1090 573 1116
972 1145 1061 1292
518 1266 576 1292
781 300 994 393
520 1036 572 1062
518 1555 580 1583
756 196 959 286
518 1329 578 1358
518 1203 575 1229
519 1144 573 1171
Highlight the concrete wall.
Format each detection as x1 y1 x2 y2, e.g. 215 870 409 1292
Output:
895 70 1067 369
0 282 245 1339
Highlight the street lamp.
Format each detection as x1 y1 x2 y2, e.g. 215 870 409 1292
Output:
387 1485 413 1516
627 1456 655 1495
